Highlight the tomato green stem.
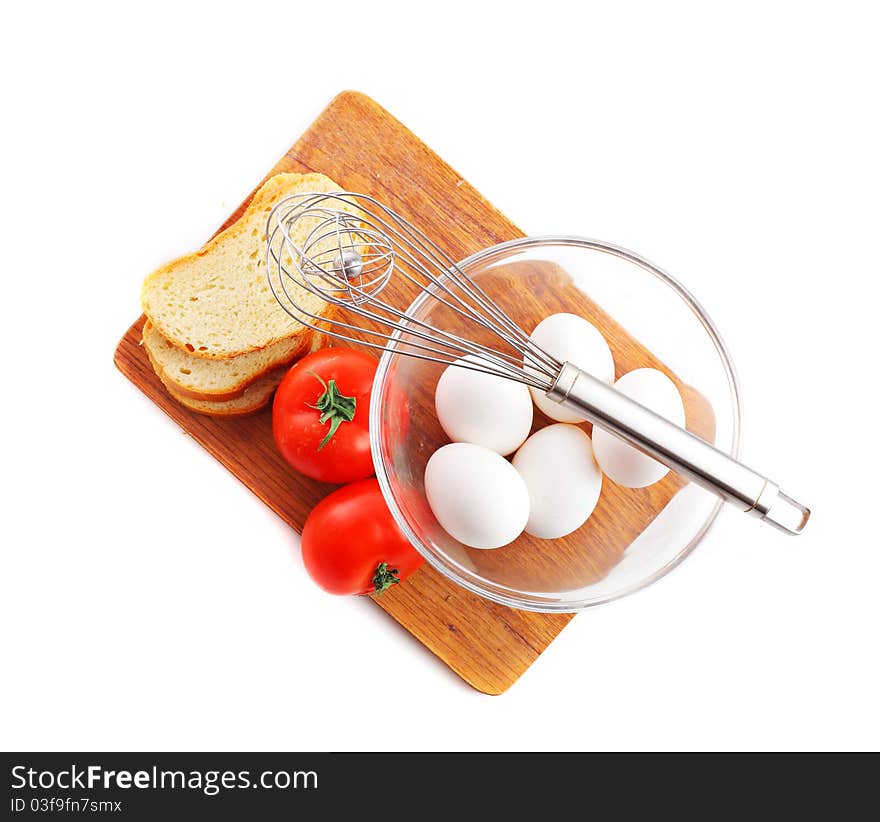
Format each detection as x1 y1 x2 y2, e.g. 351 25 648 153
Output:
306 371 357 450
371 562 400 596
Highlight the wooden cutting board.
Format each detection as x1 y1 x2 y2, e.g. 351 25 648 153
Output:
114 91 713 695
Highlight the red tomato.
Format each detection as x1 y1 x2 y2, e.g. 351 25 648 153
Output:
300 479 424 596
273 348 377 484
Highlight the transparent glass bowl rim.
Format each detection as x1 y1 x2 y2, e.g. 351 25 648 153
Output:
369 235 743 612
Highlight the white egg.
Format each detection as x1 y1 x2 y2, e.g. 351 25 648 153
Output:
592 368 686 488
425 443 530 549
526 313 615 423
513 424 603 539
434 355 533 455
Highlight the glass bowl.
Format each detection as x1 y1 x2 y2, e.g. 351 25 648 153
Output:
369 236 741 612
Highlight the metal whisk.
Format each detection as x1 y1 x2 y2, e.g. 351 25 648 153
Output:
266 191 810 535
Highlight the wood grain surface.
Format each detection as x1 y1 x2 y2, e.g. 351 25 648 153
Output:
114 91 713 695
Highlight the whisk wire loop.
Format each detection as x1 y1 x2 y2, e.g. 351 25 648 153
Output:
266 191 561 388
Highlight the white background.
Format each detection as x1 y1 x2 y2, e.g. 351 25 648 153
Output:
2 1 878 752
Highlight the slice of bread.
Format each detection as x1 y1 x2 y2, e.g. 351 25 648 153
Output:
165 368 285 416
145 332 324 416
142 320 312 401
141 172 351 359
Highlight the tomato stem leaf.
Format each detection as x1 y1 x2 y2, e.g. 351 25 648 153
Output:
306 371 357 450
371 562 401 596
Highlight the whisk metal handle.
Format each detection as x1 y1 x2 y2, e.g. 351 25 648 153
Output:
549 363 810 535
